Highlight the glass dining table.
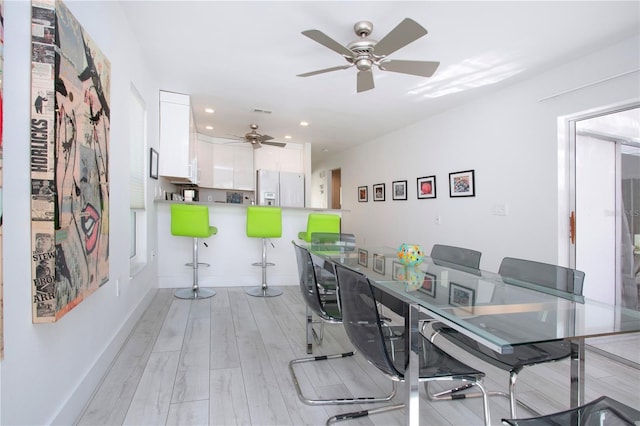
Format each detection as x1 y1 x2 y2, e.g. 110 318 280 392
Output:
306 243 640 426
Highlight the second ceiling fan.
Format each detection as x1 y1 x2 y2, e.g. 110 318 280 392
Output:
297 18 440 93
235 124 286 149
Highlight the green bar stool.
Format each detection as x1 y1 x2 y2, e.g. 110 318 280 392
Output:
171 204 217 299
246 206 283 297
297 213 341 242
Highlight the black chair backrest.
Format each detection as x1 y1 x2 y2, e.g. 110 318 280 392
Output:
334 264 402 379
431 244 482 272
292 241 340 322
310 233 356 252
498 257 585 298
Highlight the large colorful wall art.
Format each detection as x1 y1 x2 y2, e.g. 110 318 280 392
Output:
30 0 110 323
1 0 5 355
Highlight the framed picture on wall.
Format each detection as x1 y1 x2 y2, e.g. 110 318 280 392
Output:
358 249 369 267
449 169 475 197
420 273 437 297
150 148 159 180
449 283 475 312
373 253 385 275
358 185 368 202
392 180 407 200
417 175 436 199
373 183 385 201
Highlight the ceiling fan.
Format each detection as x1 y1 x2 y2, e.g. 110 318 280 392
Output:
297 18 440 93
233 124 286 149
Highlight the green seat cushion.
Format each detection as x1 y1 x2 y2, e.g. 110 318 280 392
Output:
171 204 217 238
299 214 341 242
246 206 282 238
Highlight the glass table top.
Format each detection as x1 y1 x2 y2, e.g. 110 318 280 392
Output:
308 244 640 354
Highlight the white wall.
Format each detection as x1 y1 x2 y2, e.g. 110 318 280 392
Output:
2 2 160 424
315 35 640 280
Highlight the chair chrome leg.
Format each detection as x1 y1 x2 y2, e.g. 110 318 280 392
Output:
326 403 405 425
289 353 397 406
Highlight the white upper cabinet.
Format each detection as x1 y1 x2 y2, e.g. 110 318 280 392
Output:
196 137 214 188
199 137 255 190
254 143 303 173
158 91 197 183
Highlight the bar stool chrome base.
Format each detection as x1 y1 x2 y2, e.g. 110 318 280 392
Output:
245 286 283 297
246 238 282 297
175 287 216 299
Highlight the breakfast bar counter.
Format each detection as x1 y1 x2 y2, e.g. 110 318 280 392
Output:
156 200 345 289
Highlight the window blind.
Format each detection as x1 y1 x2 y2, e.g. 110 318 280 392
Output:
130 85 146 209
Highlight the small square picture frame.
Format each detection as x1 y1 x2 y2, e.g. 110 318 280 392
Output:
358 248 369 267
449 283 475 312
420 273 437 297
358 185 368 202
392 180 407 201
149 148 159 180
373 183 385 201
449 169 475 197
372 253 385 275
392 261 404 280
417 175 436 199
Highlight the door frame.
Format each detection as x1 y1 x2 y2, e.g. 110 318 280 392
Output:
558 100 639 305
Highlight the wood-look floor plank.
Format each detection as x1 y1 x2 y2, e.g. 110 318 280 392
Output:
78 287 640 426
209 368 251 426
123 351 181 426
154 299 192 352
166 400 209 426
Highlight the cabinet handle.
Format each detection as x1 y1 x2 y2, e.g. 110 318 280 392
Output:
569 211 576 245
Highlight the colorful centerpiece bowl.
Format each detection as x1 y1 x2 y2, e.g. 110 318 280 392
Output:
397 243 425 266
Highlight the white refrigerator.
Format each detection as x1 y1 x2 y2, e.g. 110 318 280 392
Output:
256 169 305 207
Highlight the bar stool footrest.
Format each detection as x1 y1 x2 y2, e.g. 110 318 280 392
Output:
185 262 211 268
252 262 275 267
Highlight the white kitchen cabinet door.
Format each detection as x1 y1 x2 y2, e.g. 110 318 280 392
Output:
278 145 303 173
253 143 303 173
196 139 214 188
158 91 196 183
234 146 254 190
212 143 234 189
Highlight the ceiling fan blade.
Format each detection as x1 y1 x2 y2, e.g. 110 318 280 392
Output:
258 134 274 142
301 29 354 58
373 18 428 57
261 141 287 148
379 59 440 77
357 70 374 93
297 64 352 77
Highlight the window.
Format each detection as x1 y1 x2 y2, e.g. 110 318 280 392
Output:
130 84 147 273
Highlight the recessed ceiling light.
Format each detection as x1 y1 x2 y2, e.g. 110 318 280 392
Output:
322 148 329 152
299 121 309 126
284 135 292 139
205 125 214 130
205 108 215 114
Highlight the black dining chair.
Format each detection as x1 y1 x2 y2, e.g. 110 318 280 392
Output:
501 395 640 425
430 244 482 273
429 256 586 418
328 264 492 425
289 241 396 406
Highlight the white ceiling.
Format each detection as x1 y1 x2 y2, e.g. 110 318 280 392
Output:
119 1 639 165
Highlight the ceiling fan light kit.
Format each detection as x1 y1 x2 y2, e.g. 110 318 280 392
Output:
298 18 440 93
236 124 286 149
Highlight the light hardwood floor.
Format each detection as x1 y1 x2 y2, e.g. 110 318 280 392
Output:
77 287 640 426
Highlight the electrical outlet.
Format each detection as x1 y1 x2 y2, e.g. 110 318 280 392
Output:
435 215 442 224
